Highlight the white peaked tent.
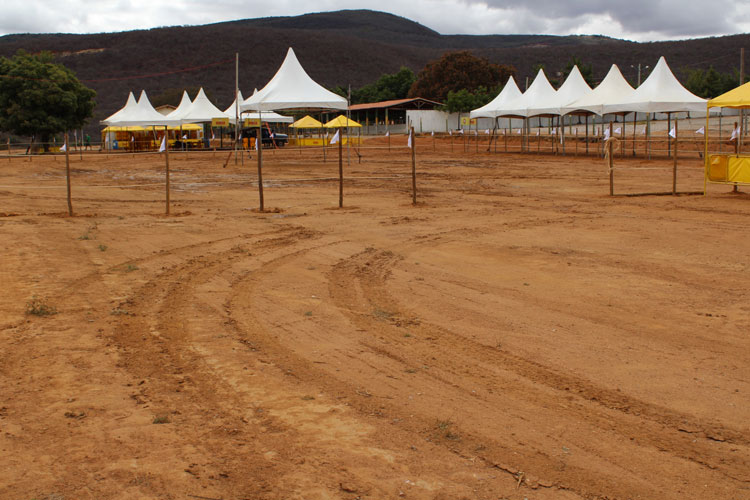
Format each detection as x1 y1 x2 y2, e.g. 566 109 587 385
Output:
101 92 137 125
225 90 294 123
166 91 194 121
537 66 592 116
601 57 706 115
106 90 179 126
500 69 558 117
241 48 347 112
470 76 523 119
563 64 635 116
224 90 244 121
176 87 224 123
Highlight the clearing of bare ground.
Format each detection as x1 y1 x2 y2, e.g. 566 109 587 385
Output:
0 138 748 500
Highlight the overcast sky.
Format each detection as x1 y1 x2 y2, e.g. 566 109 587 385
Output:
2 1 749 41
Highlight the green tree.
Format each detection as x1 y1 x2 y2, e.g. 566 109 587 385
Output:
333 67 417 104
685 66 738 98
0 50 96 151
408 51 515 102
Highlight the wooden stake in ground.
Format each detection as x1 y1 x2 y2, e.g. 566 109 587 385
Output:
672 120 678 195
410 127 417 205
257 119 264 211
163 126 170 215
7 137 10 162
608 123 614 196
338 127 343 208
64 131 73 216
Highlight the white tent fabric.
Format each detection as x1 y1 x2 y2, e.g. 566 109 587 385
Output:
601 57 706 114
223 90 244 121
166 91 194 121
470 76 523 119
104 90 179 126
562 64 635 116
532 66 592 116
176 87 225 123
498 69 558 118
224 91 292 123
100 92 137 125
240 47 347 112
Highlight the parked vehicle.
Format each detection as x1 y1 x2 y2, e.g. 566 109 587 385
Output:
240 127 288 148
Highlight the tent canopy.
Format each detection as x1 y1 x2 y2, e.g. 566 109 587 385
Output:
103 90 180 127
175 87 224 123
602 56 706 114
563 64 634 116
241 47 348 112
101 92 137 125
470 76 523 119
291 115 324 128
707 81 750 109
500 69 558 118
166 91 193 122
324 115 362 128
536 65 592 116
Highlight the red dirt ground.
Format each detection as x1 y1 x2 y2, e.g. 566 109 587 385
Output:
1 137 748 500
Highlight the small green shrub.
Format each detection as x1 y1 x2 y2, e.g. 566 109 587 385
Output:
26 296 57 316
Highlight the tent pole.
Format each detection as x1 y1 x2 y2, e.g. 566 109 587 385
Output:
257 112 264 211
667 113 672 157
704 110 710 195
585 115 589 155
632 112 637 156
235 53 239 165
647 114 651 160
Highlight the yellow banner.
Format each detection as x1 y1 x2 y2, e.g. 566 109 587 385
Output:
243 118 260 127
211 118 229 127
460 117 477 126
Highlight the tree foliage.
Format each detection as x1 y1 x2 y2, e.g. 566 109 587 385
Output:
0 50 96 146
332 66 416 104
407 51 515 103
684 66 739 98
442 85 499 114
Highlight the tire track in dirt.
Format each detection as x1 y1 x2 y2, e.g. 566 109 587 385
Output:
325 247 750 498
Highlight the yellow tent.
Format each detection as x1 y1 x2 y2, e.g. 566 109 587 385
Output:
291 115 323 128
705 82 750 187
707 81 750 109
323 115 362 128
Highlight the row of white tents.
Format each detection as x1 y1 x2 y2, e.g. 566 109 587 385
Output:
470 56 706 121
102 48 345 129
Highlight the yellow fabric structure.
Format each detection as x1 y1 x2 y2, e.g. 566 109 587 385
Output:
102 124 202 132
707 82 750 109
291 115 323 128
324 115 362 128
704 82 750 187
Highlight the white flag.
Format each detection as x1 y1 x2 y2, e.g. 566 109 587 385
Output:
431 131 434 136
131 136 135 142
695 127 705 135
449 130 452 136
211 130 215 140
668 127 676 139
407 130 413 148
460 129 464 135
159 136 166 153
551 127 556 134
385 130 390 137
516 129 521 134
473 130 477 136
182 134 187 140
60 142 66 152
330 129 340 145
641 126 647 135
535 130 540 136
603 128 611 140
485 129 490 135
615 127 621 134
